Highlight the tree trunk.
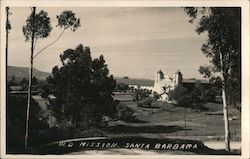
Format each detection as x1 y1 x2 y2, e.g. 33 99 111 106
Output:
25 7 36 149
220 53 230 152
222 84 230 152
5 7 9 58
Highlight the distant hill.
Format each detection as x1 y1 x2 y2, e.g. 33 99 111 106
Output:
7 66 50 81
115 77 154 86
7 66 154 86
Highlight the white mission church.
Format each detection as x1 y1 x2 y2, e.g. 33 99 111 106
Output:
152 69 183 101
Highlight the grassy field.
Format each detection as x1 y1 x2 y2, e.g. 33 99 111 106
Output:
33 93 241 141
106 93 241 141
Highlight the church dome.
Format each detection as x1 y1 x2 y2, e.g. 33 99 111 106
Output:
157 69 163 74
175 69 182 75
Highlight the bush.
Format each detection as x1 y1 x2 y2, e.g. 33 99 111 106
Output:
7 94 49 152
153 92 160 100
116 103 135 121
137 97 156 108
169 84 208 109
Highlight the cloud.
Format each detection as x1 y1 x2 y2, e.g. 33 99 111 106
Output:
8 7 209 79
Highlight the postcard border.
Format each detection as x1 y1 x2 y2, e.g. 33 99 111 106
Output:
1 0 249 159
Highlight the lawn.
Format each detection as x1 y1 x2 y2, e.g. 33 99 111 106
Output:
33 93 241 141
104 100 241 141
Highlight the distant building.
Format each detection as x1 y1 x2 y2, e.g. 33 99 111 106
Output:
128 85 153 92
153 69 208 102
153 69 182 95
9 86 23 91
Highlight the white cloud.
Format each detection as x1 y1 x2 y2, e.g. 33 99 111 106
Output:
8 7 209 79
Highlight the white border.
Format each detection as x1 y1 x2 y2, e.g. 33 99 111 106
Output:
1 0 249 159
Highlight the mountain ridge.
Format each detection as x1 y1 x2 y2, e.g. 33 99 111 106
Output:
7 66 154 86
7 66 50 81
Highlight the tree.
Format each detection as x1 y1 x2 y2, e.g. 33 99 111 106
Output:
20 78 29 90
6 7 11 63
169 85 191 107
169 84 210 109
47 44 116 129
9 75 17 86
32 76 38 85
22 7 80 149
191 82 211 108
7 95 48 152
184 7 241 152
116 83 129 93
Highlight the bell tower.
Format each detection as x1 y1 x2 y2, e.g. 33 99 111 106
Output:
155 69 164 83
173 69 183 86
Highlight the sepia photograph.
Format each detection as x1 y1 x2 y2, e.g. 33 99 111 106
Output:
1 0 249 158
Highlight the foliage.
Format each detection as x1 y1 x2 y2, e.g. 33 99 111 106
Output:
56 10 81 32
153 91 160 100
169 85 192 107
41 84 53 99
22 7 81 148
115 83 129 93
184 7 241 151
32 76 38 85
7 95 49 151
20 78 29 90
184 7 241 106
116 103 135 121
137 97 156 108
47 44 116 128
169 84 213 109
8 75 18 86
6 7 11 31
191 82 212 108
134 89 150 101
23 10 52 42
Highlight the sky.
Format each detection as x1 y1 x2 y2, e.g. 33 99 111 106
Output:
8 7 210 80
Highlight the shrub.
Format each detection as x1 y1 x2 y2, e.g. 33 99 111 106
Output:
7 94 49 152
116 103 135 121
169 84 208 109
137 97 156 108
153 92 160 100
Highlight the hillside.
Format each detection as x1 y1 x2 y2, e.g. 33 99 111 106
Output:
7 66 154 86
115 77 154 86
7 66 50 81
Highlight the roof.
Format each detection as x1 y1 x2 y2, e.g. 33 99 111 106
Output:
182 79 209 84
175 70 182 75
157 69 164 74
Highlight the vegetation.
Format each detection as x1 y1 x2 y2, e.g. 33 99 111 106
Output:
115 83 129 93
169 83 216 109
184 7 241 151
137 97 156 108
22 7 80 148
46 44 117 129
116 103 135 121
134 89 150 101
7 95 48 152
169 85 192 107
5 7 11 68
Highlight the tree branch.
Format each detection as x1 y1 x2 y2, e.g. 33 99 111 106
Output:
33 28 65 60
